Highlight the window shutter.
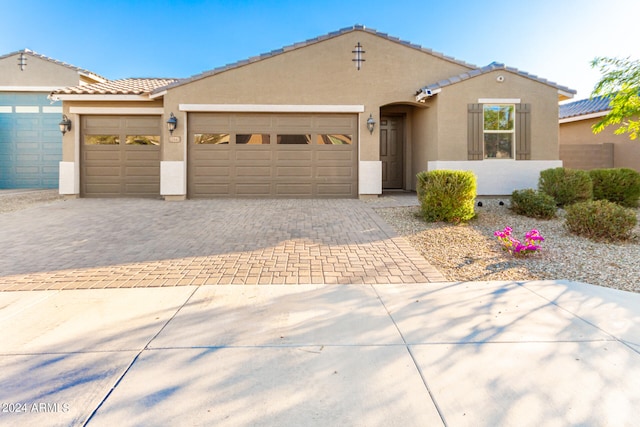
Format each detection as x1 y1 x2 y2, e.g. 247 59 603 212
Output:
516 103 531 160
467 104 483 160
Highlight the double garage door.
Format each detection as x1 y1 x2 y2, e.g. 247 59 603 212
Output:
80 112 358 198
188 112 358 198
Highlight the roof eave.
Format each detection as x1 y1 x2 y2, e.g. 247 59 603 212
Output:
559 110 610 123
49 94 152 101
558 89 576 101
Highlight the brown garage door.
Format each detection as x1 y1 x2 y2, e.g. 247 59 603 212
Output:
81 115 161 198
188 113 358 198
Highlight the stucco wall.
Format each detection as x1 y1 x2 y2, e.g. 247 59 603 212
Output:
559 117 640 171
435 70 560 161
0 54 82 87
163 31 473 164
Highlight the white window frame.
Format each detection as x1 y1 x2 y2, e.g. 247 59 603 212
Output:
483 104 516 160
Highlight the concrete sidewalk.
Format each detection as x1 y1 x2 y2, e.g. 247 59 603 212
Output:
0 281 638 426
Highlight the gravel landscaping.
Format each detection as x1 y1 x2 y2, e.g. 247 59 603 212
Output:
0 189 63 213
2 191 638 293
375 198 640 293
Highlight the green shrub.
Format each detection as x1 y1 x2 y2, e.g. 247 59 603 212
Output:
539 167 593 207
589 168 640 208
565 200 637 241
511 189 557 219
416 170 477 223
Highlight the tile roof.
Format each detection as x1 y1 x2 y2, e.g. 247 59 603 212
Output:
417 62 576 100
559 95 612 119
0 48 106 82
153 25 478 94
51 78 178 96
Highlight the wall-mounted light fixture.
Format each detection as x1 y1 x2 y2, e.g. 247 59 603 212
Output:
59 114 71 135
366 114 376 134
166 113 178 135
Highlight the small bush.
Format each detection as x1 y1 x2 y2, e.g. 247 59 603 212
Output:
539 167 593 207
511 189 557 219
416 170 476 223
565 200 637 241
589 168 640 208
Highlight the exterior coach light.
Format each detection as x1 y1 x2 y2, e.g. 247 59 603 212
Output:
59 114 71 135
366 114 376 134
167 113 178 135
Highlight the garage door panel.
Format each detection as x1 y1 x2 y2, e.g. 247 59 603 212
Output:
81 115 160 198
124 117 161 128
275 115 313 128
236 166 271 177
276 150 312 161
84 117 120 128
124 166 160 177
276 166 312 177
318 183 354 194
124 182 160 193
317 166 353 177
275 183 313 196
188 112 357 198
236 183 271 196
315 115 356 128
234 114 272 128
196 166 230 176
190 114 231 128
85 183 122 194
235 149 272 161
317 149 354 161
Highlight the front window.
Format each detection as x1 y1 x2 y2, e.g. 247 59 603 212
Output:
483 105 514 159
126 135 160 145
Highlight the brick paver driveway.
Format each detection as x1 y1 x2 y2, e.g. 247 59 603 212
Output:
0 198 444 290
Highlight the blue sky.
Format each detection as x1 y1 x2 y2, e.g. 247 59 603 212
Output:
2 0 638 100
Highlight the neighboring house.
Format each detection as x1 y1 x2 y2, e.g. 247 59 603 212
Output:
559 96 640 171
0 49 104 188
50 25 575 199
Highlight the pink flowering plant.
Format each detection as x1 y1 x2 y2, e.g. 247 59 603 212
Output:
494 227 544 256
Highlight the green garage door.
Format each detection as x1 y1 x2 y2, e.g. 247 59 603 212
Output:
0 92 61 189
81 115 161 198
188 112 358 198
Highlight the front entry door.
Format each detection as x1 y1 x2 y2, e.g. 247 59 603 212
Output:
380 116 404 189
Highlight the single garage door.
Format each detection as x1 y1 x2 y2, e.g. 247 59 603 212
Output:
0 93 61 189
188 113 358 198
81 115 161 198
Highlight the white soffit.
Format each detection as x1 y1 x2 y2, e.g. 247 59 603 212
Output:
53 95 150 101
559 110 610 124
0 86 62 92
179 104 366 113
69 107 164 115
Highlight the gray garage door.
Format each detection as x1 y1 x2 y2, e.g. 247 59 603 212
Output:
188 113 358 198
81 115 161 198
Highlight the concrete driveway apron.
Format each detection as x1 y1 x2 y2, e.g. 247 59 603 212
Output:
0 198 444 290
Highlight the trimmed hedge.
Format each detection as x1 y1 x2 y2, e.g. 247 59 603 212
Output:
511 189 557 219
416 170 477 223
589 168 640 208
565 200 637 241
539 167 593 207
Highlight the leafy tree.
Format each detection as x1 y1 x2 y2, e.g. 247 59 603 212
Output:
591 57 640 140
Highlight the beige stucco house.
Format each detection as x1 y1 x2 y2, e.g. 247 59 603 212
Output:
559 96 640 171
0 49 103 188
51 26 575 198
